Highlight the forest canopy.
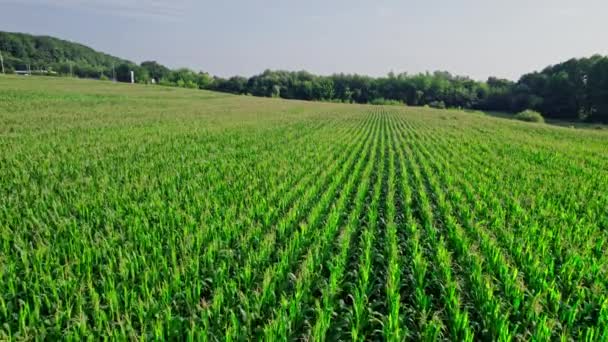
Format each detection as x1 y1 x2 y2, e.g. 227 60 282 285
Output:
1 31 607 123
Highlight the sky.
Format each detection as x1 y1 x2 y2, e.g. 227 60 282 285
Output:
1 0 607 80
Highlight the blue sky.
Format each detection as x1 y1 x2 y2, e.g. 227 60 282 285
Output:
1 0 607 80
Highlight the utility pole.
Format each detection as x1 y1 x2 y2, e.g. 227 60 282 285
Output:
0 50 5 74
112 63 116 81
69 61 73 77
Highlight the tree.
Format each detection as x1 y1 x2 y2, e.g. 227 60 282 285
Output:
134 67 150 84
195 72 214 89
3 30 606 123
312 78 334 100
213 76 248 94
140 61 170 82
587 58 608 123
115 63 132 83
0 31 141 80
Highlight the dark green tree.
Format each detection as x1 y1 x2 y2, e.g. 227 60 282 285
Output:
140 61 170 82
587 58 608 123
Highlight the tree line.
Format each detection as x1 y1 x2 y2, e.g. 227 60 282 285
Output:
0 31 132 78
205 61 608 123
1 31 607 123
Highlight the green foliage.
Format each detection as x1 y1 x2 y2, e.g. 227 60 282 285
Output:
163 68 213 89
212 76 248 94
140 61 170 82
0 31 133 79
225 56 608 123
1 76 607 340
515 109 545 123
428 100 446 109
3 30 607 123
514 56 608 123
587 58 608 123
370 98 403 106
134 67 150 84
158 78 175 87
230 70 487 108
115 63 132 82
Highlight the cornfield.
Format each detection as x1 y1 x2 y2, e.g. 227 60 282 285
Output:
1 76 607 340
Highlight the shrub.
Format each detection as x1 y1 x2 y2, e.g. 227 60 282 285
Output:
176 79 198 88
428 100 446 109
158 79 175 87
370 98 402 106
515 110 544 123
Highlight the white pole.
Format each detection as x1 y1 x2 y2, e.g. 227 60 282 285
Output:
130 70 134 84
0 51 4 74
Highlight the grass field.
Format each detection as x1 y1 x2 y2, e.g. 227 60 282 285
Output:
1 75 607 340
